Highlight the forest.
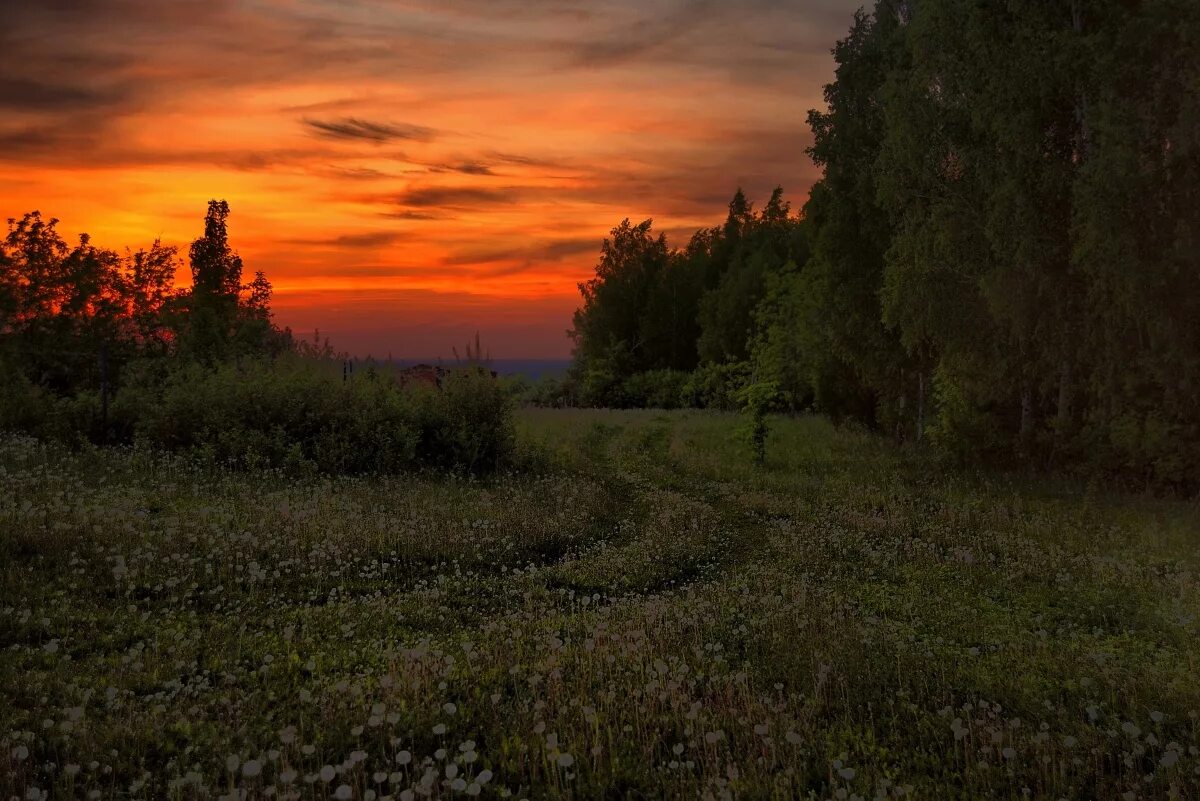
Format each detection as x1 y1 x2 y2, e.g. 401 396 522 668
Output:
567 0 1200 489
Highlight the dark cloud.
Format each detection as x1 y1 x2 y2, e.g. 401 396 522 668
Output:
443 162 496 176
444 237 598 266
319 166 398 181
380 210 445 221
569 0 718 67
287 231 409 248
393 186 523 209
0 77 127 112
304 118 436 143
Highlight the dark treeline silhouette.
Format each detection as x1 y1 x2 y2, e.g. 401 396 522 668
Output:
0 202 514 473
0 200 289 404
568 0 1200 488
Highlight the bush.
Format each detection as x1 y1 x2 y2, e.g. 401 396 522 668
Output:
108 357 513 474
0 362 108 444
622 370 689 409
124 358 413 473
681 361 752 410
513 374 575 408
409 367 514 473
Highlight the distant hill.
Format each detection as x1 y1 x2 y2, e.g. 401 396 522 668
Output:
382 358 571 380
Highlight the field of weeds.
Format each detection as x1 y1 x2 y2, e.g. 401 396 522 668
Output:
2 409 1198 800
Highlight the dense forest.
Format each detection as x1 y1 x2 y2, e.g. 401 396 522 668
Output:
568 0 1200 488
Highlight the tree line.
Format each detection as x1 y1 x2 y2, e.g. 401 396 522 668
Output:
0 201 517 473
0 200 288 399
569 0 1200 487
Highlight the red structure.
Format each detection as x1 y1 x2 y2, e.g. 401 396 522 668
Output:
397 364 446 389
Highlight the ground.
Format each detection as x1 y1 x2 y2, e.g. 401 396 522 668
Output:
2 409 1198 800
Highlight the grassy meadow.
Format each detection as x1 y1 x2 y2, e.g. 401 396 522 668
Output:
2 409 1198 800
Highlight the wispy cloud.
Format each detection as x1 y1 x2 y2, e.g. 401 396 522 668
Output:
393 186 524 209
304 118 437 143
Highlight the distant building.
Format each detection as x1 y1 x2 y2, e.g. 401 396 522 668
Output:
397 363 445 389
396 363 499 390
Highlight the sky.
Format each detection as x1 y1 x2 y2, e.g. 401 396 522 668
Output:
1 0 862 358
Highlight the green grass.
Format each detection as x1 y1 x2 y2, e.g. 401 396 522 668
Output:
2 409 1198 800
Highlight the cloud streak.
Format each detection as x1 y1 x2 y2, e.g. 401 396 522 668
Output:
304 117 437 143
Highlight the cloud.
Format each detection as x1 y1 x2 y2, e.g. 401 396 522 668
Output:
287 231 409 248
568 0 718 67
444 238 598 266
441 162 496 176
304 117 436 143
393 186 523 209
0 77 127 112
381 210 445 221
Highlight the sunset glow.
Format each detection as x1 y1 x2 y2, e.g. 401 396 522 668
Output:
2 0 860 357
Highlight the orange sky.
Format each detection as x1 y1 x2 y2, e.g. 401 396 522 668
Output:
1 0 860 357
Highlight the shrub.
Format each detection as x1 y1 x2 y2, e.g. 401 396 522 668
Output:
107 357 510 474
681 361 752 410
409 367 514 473
622 370 689 409
126 358 416 473
513 375 575 408
734 380 782 464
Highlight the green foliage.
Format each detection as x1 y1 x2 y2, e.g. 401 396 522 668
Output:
565 1 1199 487
410 366 515 473
510 374 576 408
569 219 673 394
680 361 751 411
570 190 806 409
122 358 413 473
734 380 782 464
621 369 689 410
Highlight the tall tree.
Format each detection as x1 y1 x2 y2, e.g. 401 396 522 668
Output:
569 219 670 404
183 200 245 362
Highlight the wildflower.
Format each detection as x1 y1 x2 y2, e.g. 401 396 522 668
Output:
243 760 262 778
334 784 353 800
